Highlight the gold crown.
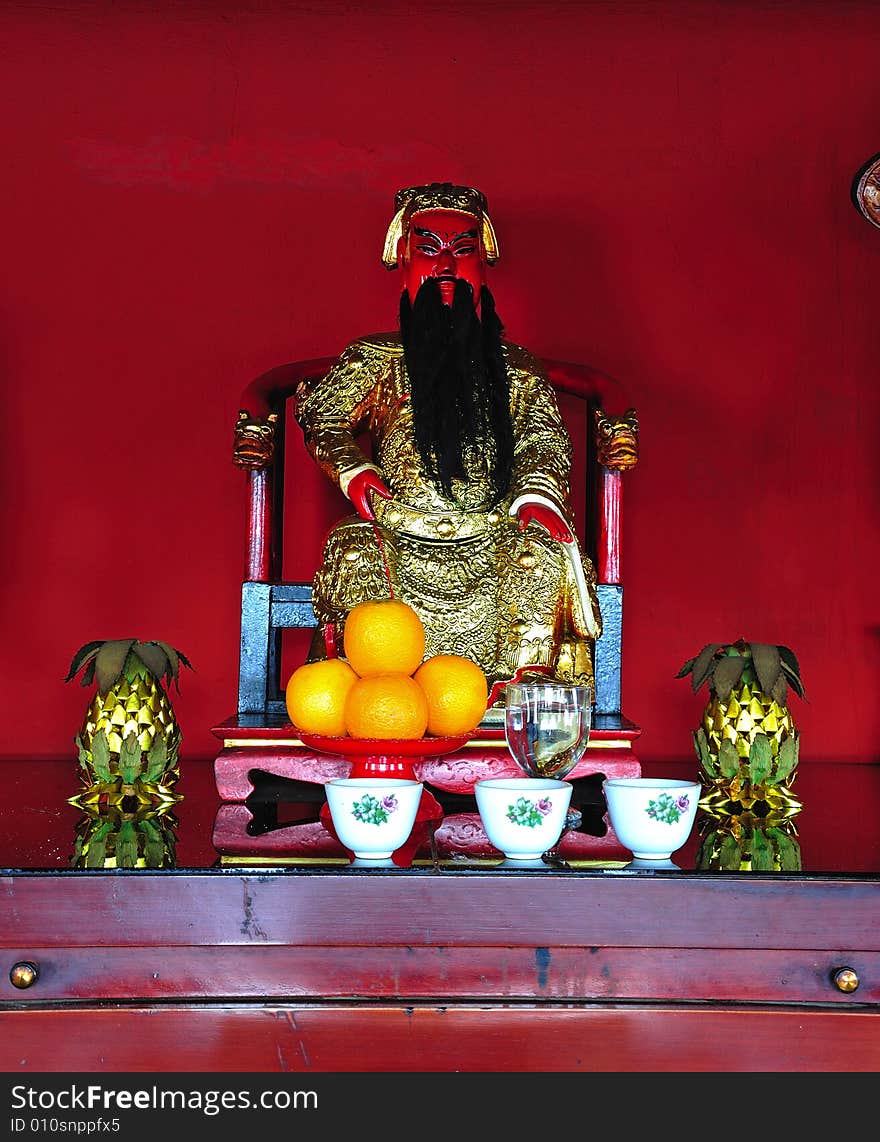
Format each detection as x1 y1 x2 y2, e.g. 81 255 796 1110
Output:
381 181 500 268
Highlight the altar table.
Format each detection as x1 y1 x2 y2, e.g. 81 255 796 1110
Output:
1 758 878 1072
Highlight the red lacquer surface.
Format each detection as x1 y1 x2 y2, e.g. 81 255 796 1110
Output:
2 759 878 1075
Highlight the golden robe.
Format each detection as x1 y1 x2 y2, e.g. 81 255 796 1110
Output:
294 333 602 692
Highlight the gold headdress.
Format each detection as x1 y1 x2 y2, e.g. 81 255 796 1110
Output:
381 181 500 268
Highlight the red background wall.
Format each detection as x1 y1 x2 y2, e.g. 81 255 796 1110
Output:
3 0 879 767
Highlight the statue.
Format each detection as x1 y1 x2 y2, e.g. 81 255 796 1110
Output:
292 182 603 698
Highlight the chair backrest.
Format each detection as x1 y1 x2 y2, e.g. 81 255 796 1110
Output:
233 355 637 724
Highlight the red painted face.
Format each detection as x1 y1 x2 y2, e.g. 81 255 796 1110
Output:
397 209 486 308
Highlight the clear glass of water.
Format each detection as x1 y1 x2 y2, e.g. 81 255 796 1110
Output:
504 682 592 781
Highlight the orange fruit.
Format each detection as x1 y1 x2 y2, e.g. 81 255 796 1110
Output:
413 654 489 736
343 598 426 677
285 658 358 737
344 672 429 740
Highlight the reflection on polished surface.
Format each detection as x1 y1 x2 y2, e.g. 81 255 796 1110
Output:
695 813 801 872
1 758 878 875
70 796 179 870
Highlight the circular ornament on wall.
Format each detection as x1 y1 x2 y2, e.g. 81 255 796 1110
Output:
852 152 880 228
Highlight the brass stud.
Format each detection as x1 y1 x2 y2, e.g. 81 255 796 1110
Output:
10 961 39 989
832 966 859 993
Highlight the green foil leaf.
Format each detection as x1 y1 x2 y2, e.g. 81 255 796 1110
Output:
693 728 717 776
140 819 167 868
94 639 137 695
770 674 789 706
712 656 746 703
118 731 143 784
89 729 113 781
718 739 740 777
132 642 169 682
750 828 773 870
749 733 772 786
750 643 782 696
144 736 169 782
84 820 113 868
690 644 724 693
115 820 139 869
718 833 741 870
769 828 802 871
74 733 90 771
774 734 798 783
778 646 806 697
64 641 104 684
85 839 107 869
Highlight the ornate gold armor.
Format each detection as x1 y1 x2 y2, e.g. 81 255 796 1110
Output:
294 333 602 693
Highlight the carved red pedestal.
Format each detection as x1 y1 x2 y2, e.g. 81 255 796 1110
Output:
211 716 642 801
210 715 641 864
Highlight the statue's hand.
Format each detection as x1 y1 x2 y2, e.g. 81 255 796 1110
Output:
348 468 392 521
517 502 573 543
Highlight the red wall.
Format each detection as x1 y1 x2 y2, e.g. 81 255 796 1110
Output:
3 0 879 767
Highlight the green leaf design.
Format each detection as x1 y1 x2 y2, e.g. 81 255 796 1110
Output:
748 734 772 786
693 728 716 776
156 643 194 692
774 734 798 783
143 736 169 782
84 820 113 868
750 828 773 870
115 820 139 868
132 642 169 681
140 819 167 868
778 644 804 684
89 729 113 781
154 641 180 688
64 641 104 683
770 674 789 706
94 639 137 695
718 739 740 777
74 733 91 771
713 655 746 703
143 836 166 868
768 828 802 871
750 643 782 696
690 643 724 693
718 833 741 870
695 834 712 867
67 639 193 693
85 839 107 868
674 656 697 679
779 657 807 699
118 731 143 784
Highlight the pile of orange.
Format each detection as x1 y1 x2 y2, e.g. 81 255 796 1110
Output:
285 598 488 741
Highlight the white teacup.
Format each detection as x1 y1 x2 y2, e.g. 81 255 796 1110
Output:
602 777 701 860
324 778 423 860
474 777 573 861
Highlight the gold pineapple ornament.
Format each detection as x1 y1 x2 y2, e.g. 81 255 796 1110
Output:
676 639 806 819
65 638 193 802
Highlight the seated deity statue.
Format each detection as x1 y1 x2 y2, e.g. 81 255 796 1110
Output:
292 182 603 697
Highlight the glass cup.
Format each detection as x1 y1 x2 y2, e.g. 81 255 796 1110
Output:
504 682 592 780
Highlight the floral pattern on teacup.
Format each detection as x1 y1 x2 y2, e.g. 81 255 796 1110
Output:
506 796 553 828
646 792 690 825
352 793 399 826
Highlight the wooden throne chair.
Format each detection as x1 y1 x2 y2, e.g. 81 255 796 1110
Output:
211 356 643 811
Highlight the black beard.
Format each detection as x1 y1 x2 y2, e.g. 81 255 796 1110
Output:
399 278 514 503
